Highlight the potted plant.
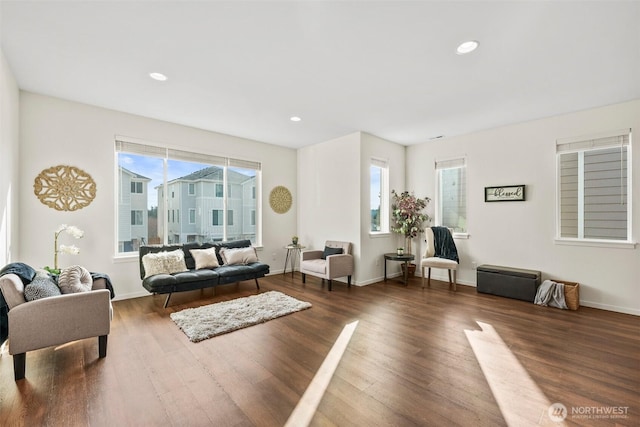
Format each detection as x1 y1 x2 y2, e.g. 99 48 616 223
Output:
391 190 431 275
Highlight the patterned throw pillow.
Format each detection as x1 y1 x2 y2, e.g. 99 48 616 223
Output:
142 249 188 278
189 247 220 270
220 247 258 265
24 276 62 301
58 265 93 294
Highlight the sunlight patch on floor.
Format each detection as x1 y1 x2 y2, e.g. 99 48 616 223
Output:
285 320 359 427
465 321 566 426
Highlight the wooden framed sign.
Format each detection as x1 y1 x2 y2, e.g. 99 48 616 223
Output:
484 185 525 202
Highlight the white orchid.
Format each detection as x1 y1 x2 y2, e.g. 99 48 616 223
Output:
45 224 84 274
58 244 80 255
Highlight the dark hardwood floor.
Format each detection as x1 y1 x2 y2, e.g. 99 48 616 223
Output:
1 273 638 426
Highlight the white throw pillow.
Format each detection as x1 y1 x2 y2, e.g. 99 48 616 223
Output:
220 247 258 265
58 265 92 294
189 247 220 270
142 249 188 278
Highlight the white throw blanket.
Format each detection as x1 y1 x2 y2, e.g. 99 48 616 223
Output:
534 280 568 309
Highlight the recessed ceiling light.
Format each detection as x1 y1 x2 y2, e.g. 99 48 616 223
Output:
290 116 302 122
456 40 479 55
149 72 168 81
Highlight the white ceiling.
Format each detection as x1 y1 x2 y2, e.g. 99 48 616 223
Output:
2 1 639 149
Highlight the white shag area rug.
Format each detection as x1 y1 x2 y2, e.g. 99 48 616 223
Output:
170 291 312 342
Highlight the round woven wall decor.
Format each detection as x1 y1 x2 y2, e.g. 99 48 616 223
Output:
33 165 97 211
269 185 292 214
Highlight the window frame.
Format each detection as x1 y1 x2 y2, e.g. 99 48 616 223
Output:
115 137 262 256
435 157 468 237
555 129 634 248
370 158 389 234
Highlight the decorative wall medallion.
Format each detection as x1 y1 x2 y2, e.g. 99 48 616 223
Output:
269 185 292 214
34 165 97 211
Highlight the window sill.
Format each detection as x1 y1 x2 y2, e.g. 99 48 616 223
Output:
554 238 637 249
453 232 469 240
113 253 139 263
369 232 392 239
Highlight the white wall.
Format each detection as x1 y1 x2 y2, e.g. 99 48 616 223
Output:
406 100 640 315
18 92 297 300
0 49 20 265
297 132 361 282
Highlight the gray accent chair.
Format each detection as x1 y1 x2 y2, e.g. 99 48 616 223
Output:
0 273 112 381
300 241 354 291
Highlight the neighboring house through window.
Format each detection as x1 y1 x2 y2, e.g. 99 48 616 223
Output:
435 157 467 234
131 210 143 225
557 129 632 244
116 138 261 254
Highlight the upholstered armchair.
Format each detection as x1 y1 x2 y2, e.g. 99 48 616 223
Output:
421 227 459 291
0 273 112 380
300 241 354 291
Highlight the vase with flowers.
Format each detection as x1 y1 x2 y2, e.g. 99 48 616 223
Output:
391 190 431 262
44 224 84 275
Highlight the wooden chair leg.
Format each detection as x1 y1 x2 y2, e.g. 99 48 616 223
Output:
328 280 332 291
99 335 108 358
347 276 351 287
448 270 452 287
13 353 26 381
254 278 260 290
428 268 432 287
421 267 425 288
453 270 457 292
302 273 306 283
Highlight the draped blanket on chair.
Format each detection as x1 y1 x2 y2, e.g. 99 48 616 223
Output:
431 226 459 263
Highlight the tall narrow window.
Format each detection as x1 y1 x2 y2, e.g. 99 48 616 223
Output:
189 208 196 224
370 158 389 233
557 130 631 242
436 158 467 233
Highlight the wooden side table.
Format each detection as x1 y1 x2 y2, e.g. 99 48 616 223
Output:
283 244 305 276
384 253 415 286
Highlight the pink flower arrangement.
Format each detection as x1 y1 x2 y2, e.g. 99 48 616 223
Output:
391 190 431 239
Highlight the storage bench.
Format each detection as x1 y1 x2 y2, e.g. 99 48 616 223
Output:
477 264 541 302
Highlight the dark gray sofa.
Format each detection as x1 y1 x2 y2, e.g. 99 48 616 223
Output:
139 239 269 307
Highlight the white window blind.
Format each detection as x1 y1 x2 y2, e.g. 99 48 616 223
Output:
557 130 631 241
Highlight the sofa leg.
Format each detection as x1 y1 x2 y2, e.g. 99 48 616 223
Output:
254 278 260 290
302 273 306 283
328 280 332 291
13 353 25 381
348 276 351 287
99 335 108 358
163 293 173 308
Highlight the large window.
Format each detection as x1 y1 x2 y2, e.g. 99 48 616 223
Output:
116 139 261 254
370 159 389 233
436 158 467 233
557 130 631 243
